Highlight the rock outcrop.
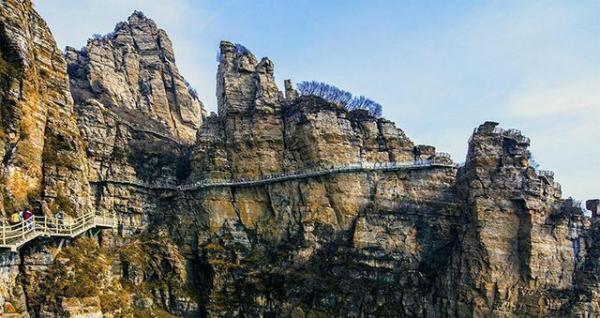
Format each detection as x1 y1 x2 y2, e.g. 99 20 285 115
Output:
66 10 205 144
0 0 92 314
450 122 580 317
0 3 599 318
64 11 206 234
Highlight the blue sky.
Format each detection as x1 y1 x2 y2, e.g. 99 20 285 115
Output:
35 1 599 201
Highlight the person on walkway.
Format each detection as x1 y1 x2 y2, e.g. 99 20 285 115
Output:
23 209 33 230
55 210 64 229
10 211 20 225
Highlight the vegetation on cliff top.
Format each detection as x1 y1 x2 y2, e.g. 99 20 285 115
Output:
297 80 383 117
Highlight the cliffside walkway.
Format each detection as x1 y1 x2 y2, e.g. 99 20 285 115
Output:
179 159 458 191
0 211 117 252
91 158 459 191
0 159 457 251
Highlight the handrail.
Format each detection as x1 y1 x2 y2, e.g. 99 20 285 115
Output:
434 152 451 159
492 127 531 144
0 211 117 252
89 160 458 192
0 160 459 251
180 159 457 191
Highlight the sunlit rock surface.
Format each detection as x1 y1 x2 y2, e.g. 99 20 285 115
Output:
0 2 598 317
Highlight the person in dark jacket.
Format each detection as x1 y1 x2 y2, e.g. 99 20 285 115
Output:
23 209 33 230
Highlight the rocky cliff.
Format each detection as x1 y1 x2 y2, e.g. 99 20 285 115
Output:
65 10 206 234
0 3 599 318
0 0 93 313
67 10 205 144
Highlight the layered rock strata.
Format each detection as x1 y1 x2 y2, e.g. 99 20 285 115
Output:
0 3 599 318
64 11 207 233
0 0 92 313
66 10 205 144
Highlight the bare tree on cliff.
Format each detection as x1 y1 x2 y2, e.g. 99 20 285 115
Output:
297 81 383 117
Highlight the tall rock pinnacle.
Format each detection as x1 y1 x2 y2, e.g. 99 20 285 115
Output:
65 10 206 143
1 3 600 317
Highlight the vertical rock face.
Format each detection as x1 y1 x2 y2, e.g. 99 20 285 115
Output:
194 41 417 181
182 48 593 316
0 0 92 313
0 0 92 214
66 10 205 144
65 12 206 232
451 122 580 317
1 5 600 318
213 41 286 179
184 43 462 317
566 216 600 317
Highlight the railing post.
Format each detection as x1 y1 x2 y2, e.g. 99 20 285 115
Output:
2 223 5 245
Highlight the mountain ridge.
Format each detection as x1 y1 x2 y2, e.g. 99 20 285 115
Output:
0 2 598 317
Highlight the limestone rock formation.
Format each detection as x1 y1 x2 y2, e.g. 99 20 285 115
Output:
65 11 206 233
66 10 206 144
451 122 580 317
0 3 599 318
0 0 92 313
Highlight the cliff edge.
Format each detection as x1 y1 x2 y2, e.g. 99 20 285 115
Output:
0 4 598 318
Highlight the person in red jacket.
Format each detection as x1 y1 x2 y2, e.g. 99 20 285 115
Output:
23 209 33 230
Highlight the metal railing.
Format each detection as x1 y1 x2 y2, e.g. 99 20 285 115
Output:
434 152 452 159
88 160 458 192
492 127 531 145
180 159 457 191
469 127 532 145
0 211 117 252
0 159 459 250
91 179 178 190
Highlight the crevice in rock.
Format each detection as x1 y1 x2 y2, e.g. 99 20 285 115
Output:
322 175 345 231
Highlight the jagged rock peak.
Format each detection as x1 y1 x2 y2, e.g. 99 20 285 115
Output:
217 41 275 79
126 10 157 29
66 11 206 144
111 10 175 60
218 41 258 73
216 41 282 116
